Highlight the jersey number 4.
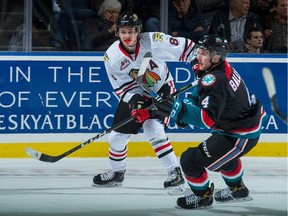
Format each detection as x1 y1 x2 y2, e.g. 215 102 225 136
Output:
201 96 210 108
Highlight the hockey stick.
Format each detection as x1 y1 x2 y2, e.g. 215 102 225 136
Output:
25 81 198 162
262 67 287 124
26 53 153 163
25 105 151 163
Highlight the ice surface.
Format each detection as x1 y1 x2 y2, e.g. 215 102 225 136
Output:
0 157 287 216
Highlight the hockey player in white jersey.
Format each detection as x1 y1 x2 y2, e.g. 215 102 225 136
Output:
92 13 196 194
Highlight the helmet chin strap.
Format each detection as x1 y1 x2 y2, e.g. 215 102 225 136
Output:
207 57 223 71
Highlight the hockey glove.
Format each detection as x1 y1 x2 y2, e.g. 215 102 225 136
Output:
129 94 147 110
131 109 151 123
129 94 150 123
175 120 188 128
152 97 175 117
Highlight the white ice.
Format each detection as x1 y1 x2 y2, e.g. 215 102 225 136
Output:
0 157 287 216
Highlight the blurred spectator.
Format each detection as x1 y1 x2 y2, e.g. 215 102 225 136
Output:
249 0 274 27
119 0 134 15
81 0 121 51
209 0 261 53
263 0 287 53
194 0 229 25
168 0 209 42
8 0 54 51
143 0 160 32
56 0 96 50
93 0 134 15
244 26 264 53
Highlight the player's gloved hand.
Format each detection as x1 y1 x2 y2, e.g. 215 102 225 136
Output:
152 97 175 117
129 69 139 80
129 94 147 110
131 109 151 123
129 94 150 123
175 120 188 128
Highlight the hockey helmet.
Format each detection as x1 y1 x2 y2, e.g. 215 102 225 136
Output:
196 34 230 60
116 14 142 36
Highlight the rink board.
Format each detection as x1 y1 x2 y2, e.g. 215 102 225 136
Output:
0 52 287 157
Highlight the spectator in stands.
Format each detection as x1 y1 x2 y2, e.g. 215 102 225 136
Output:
143 0 160 32
244 26 264 53
81 0 121 51
262 0 287 53
56 0 96 50
168 0 209 43
209 0 261 53
249 0 274 27
93 0 134 16
194 0 229 25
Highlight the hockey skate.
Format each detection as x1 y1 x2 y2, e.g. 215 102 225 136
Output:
92 170 125 187
214 180 253 203
176 183 214 209
164 167 185 195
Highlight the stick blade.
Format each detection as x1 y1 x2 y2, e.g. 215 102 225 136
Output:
262 67 276 98
25 147 58 163
25 147 42 160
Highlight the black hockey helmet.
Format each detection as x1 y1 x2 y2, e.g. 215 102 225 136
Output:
196 34 230 60
115 14 142 36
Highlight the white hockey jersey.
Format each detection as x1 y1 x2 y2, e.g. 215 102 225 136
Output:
103 32 196 103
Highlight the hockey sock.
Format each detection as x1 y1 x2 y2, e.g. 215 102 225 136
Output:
220 159 243 187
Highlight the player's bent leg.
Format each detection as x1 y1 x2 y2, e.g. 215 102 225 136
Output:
143 119 185 195
176 147 215 208
92 131 130 187
215 159 252 203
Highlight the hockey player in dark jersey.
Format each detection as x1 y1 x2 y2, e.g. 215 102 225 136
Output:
154 34 268 209
92 14 198 194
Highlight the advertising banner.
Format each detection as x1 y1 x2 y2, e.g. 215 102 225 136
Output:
0 53 287 135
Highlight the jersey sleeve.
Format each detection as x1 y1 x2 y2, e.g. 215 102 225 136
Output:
148 32 197 63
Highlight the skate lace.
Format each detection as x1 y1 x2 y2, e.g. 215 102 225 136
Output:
100 170 115 181
220 187 233 199
185 194 200 208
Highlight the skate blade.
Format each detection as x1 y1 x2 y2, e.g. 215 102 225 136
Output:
215 195 253 204
175 204 213 210
166 184 186 195
91 182 123 187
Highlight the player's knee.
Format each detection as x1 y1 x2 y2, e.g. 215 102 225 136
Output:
180 147 199 176
108 131 130 151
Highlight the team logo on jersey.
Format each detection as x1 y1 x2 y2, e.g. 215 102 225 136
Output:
142 70 161 87
202 74 216 86
152 33 163 42
120 59 130 70
104 53 109 63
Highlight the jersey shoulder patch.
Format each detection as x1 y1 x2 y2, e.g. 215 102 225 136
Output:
201 74 216 86
104 52 109 63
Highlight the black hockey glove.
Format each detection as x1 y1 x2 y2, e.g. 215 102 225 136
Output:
175 120 188 128
129 94 147 110
152 97 175 117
